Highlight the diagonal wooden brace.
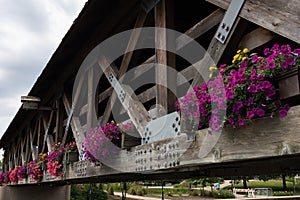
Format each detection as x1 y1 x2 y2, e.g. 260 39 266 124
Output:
98 56 150 136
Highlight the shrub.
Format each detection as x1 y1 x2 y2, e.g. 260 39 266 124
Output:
108 186 114 195
189 189 199 196
137 188 147 196
128 187 137 195
208 190 235 199
71 184 108 200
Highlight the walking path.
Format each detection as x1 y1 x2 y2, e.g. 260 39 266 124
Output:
114 192 171 200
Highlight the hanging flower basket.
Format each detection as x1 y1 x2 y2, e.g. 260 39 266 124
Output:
277 66 300 106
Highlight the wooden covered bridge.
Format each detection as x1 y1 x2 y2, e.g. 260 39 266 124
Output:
1 0 300 199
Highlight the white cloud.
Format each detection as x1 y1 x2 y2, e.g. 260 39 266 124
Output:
0 0 86 138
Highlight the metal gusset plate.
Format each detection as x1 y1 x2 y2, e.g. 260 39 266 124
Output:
215 0 245 43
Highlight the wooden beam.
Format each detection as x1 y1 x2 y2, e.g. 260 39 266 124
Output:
62 73 85 146
165 0 176 112
119 10 147 77
62 93 85 152
176 8 224 49
238 27 274 51
155 0 168 117
100 10 147 126
98 56 150 135
131 8 224 82
87 68 96 130
42 110 55 152
99 61 119 125
25 129 31 162
55 99 63 143
207 0 300 44
29 129 37 160
191 17 242 88
98 87 113 104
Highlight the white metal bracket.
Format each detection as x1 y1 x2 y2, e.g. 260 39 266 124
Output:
142 112 180 144
108 72 126 103
215 0 245 43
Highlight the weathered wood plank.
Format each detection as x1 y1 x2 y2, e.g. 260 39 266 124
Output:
42 111 55 152
100 10 147 126
98 56 151 135
29 128 37 160
34 106 300 182
98 87 113 104
55 99 63 143
207 0 300 44
62 105 300 182
20 136 25 165
37 118 41 153
155 0 168 117
25 129 30 162
62 93 85 152
87 68 95 130
238 27 274 51
176 9 224 50
100 61 119 126
191 17 242 88
119 10 147 77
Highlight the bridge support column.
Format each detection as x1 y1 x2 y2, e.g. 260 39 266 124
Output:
0 185 70 200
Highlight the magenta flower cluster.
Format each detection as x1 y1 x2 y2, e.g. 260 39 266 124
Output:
177 44 299 130
17 164 27 180
82 121 121 163
47 143 65 177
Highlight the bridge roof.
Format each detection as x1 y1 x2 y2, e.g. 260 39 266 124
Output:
0 0 141 148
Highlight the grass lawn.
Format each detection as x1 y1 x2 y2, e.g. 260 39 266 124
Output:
231 180 300 194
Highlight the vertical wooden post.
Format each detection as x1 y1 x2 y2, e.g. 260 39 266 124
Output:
87 68 95 131
20 137 25 165
37 118 41 153
166 0 176 112
155 0 168 117
55 99 63 143
25 129 31 162
42 111 55 152
30 126 38 160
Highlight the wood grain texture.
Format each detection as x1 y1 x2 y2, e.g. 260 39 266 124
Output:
98 56 150 136
207 0 300 44
191 17 241 88
155 0 168 117
18 105 300 184
176 9 224 50
238 27 274 51
62 94 85 153
99 10 147 126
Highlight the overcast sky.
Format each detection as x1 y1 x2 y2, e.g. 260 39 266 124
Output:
0 0 86 137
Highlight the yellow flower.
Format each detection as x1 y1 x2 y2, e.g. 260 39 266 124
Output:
238 55 242 60
242 57 247 61
243 48 249 53
209 73 213 78
111 120 114 123
232 59 235 63
237 50 241 53
233 54 239 60
209 65 217 72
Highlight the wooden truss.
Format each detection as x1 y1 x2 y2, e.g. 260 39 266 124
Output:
2 0 300 181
